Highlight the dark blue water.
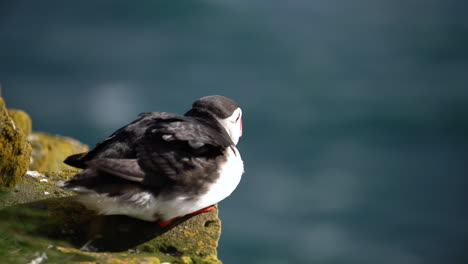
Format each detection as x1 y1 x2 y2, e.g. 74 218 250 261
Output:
2 1 468 263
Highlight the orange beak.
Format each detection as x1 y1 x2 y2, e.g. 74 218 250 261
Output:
240 118 243 136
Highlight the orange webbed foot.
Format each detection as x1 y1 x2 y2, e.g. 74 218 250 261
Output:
187 205 215 216
157 217 179 227
157 205 215 227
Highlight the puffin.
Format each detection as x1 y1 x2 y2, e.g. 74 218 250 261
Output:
61 95 244 227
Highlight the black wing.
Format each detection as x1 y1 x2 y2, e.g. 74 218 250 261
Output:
64 112 232 194
64 112 176 168
135 118 231 189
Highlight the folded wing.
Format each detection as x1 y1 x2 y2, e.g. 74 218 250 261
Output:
64 112 232 194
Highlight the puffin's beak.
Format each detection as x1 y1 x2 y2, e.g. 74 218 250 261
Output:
240 118 243 136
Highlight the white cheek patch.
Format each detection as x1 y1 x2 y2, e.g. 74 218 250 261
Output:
218 108 242 145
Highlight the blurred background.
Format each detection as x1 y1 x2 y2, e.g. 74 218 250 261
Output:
1 0 467 263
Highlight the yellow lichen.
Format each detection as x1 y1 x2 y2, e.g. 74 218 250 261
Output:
8 108 32 136
28 132 88 172
183 229 197 237
201 255 223 264
0 97 32 187
181 256 193 263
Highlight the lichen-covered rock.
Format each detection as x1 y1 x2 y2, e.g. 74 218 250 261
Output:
28 132 89 172
0 170 223 264
0 170 75 207
7 108 32 135
0 97 32 187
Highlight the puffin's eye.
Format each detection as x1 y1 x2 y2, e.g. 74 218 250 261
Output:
235 113 241 122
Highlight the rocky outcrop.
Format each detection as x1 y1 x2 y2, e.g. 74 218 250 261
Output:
7 108 32 136
28 132 89 172
0 96 223 264
0 98 32 187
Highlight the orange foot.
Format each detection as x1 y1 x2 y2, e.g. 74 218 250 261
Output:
157 217 179 227
187 205 215 216
157 205 215 227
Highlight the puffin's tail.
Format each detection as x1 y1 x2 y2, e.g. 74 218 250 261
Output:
57 167 100 193
56 180 95 194
64 152 88 168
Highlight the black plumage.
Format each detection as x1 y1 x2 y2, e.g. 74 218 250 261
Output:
63 95 242 204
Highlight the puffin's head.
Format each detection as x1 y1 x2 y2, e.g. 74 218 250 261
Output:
187 95 243 145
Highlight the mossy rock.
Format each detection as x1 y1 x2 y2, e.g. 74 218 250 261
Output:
0 170 75 207
0 97 32 187
0 170 222 264
28 132 89 172
7 108 32 136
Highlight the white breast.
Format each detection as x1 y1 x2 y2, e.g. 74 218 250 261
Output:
75 146 244 222
155 146 244 221
196 146 244 208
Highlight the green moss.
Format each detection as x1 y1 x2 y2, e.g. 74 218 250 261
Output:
7 109 32 136
55 247 162 264
0 170 77 207
28 132 88 172
0 201 97 264
0 97 32 187
134 208 221 257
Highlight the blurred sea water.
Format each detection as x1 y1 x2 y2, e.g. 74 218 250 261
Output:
1 1 467 263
